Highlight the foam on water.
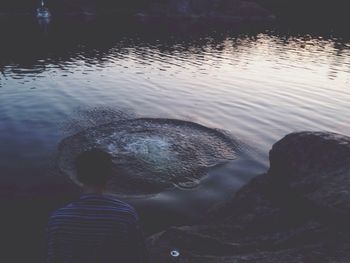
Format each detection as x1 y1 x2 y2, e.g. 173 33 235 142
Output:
57 118 240 195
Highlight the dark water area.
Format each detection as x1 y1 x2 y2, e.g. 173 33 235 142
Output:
0 17 349 262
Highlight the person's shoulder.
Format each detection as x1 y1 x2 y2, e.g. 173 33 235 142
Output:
102 195 138 217
80 194 138 216
48 201 76 218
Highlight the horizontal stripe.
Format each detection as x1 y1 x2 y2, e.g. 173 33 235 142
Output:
46 194 146 263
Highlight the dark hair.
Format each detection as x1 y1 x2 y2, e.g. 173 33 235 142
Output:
75 149 113 186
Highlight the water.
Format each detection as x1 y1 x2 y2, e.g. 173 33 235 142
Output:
0 18 349 219
58 118 240 195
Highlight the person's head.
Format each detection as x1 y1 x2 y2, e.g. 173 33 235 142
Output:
75 148 113 188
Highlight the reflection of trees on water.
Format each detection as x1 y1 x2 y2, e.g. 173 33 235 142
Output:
0 17 349 80
0 18 253 78
328 42 350 81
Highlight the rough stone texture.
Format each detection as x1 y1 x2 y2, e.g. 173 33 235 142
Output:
269 132 350 217
147 132 350 262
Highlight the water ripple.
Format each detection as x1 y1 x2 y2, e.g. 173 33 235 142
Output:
1 21 349 185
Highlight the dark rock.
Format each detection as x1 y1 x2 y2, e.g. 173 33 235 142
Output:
147 132 350 262
147 174 350 262
269 132 350 217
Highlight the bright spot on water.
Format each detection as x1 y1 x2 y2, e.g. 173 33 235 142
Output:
123 137 173 162
170 250 180 257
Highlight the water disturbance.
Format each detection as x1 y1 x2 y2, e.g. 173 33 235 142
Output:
58 118 240 195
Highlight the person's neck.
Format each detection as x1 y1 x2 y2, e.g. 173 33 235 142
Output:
82 185 105 195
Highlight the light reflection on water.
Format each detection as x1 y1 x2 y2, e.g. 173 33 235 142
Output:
0 19 349 211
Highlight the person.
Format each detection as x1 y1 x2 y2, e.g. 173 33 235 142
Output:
46 149 149 263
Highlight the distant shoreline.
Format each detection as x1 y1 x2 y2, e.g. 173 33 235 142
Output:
0 0 348 26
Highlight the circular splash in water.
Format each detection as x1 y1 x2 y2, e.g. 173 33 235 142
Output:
57 118 239 195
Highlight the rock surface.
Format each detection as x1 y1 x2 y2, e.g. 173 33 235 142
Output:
269 132 350 217
147 132 350 262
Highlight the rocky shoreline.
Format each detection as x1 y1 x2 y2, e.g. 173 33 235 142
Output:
0 131 349 262
147 132 350 262
1 0 348 25
1 0 275 22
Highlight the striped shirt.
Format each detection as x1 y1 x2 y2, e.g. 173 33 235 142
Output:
46 194 148 263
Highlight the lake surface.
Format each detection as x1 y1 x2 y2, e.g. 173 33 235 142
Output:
0 18 349 222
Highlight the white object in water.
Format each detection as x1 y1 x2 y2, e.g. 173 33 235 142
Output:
170 250 180 257
37 0 51 19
